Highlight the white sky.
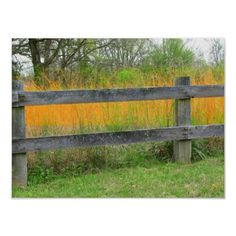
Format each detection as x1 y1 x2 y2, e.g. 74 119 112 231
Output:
185 38 225 62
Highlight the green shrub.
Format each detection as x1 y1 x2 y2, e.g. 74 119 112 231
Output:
117 68 142 83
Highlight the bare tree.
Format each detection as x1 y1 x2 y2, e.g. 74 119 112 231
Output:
56 39 114 70
12 38 63 79
209 39 224 66
95 39 151 70
28 39 63 77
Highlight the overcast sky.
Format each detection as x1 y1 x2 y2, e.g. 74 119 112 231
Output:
185 38 225 62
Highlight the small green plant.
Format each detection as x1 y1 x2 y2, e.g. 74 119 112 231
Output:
28 164 55 185
117 68 142 84
192 140 207 161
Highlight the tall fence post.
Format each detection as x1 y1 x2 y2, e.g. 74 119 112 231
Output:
174 77 191 163
12 80 27 187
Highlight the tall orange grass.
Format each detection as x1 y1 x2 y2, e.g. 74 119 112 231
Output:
24 68 224 138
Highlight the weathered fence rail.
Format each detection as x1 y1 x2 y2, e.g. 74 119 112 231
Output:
12 84 224 107
13 124 224 154
12 77 224 186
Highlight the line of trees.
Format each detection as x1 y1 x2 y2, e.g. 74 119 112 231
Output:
12 38 224 82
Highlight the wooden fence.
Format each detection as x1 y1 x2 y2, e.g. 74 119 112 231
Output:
12 77 224 186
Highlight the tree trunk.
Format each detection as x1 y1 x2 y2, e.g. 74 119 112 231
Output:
28 39 44 81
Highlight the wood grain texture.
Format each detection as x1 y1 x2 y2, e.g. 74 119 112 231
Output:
12 85 224 107
12 124 224 154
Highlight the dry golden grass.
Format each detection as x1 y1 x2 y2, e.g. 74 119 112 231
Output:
24 68 224 137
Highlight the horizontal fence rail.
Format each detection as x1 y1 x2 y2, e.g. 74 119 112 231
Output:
12 124 224 154
12 85 224 107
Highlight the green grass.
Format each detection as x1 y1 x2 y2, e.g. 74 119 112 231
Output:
12 155 224 198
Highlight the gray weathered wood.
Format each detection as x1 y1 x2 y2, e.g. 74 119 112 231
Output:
12 85 224 107
12 124 224 154
188 124 224 139
174 77 192 163
12 92 19 103
12 80 27 187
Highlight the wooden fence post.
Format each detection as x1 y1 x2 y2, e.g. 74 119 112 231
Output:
174 77 191 163
12 80 27 187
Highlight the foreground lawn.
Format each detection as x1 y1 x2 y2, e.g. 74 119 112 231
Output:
12 156 224 198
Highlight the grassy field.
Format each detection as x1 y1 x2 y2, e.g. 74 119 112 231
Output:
13 154 224 198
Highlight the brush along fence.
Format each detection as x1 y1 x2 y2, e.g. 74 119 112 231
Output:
12 77 224 186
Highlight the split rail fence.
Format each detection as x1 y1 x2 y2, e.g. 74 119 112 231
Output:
12 77 224 186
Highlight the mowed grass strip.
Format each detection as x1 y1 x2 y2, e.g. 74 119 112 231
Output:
12 156 224 198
